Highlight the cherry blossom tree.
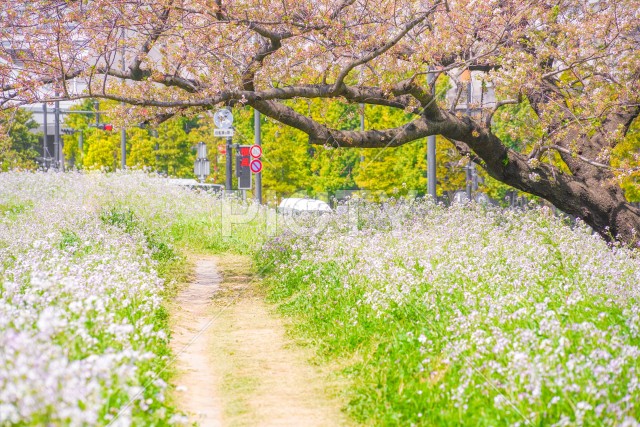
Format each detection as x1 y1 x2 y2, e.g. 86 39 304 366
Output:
1 0 639 245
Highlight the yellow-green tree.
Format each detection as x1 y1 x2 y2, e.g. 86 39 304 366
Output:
252 114 312 195
353 105 427 197
0 108 40 171
612 119 640 202
307 101 360 198
309 146 359 199
154 118 197 177
63 100 200 176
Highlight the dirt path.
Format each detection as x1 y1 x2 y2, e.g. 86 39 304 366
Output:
170 257 224 426
170 255 348 427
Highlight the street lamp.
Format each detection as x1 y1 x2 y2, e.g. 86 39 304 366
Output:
446 68 496 116
446 68 496 201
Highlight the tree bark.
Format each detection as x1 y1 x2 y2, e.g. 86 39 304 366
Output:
496 147 640 248
444 119 640 248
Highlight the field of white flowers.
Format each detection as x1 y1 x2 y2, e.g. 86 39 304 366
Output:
3 171 640 426
0 171 267 426
259 201 640 426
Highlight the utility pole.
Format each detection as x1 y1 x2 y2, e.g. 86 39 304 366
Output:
359 103 365 163
465 78 475 200
42 103 48 168
121 125 126 169
94 100 100 126
426 70 437 200
254 109 262 204
78 130 84 165
54 100 61 170
466 164 473 200
120 28 127 170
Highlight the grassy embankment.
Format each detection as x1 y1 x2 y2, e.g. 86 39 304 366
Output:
257 201 640 426
0 171 267 425
5 171 639 426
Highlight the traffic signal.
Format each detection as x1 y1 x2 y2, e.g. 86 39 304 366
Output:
236 145 252 189
89 123 113 131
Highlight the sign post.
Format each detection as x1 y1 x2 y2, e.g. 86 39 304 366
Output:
254 109 262 204
225 136 233 190
213 109 234 191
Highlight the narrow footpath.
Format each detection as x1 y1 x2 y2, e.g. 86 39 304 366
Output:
170 255 348 427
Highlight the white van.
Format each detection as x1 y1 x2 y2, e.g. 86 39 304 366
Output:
277 198 332 214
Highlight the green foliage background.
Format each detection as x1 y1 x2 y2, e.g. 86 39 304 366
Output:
1 94 638 202
0 108 40 171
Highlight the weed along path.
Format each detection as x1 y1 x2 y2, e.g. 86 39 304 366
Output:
171 255 348 427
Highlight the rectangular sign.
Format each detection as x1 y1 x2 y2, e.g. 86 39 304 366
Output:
194 158 210 177
214 128 234 137
236 145 251 189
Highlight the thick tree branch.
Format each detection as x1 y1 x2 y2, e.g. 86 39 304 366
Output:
1 69 85 94
251 98 445 148
443 137 485 166
11 81 425 112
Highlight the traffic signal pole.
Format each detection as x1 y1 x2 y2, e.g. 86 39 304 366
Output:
33 101 114 170
254 109 262 204
121 127 126 170
225 136 233 190
427 135 436 199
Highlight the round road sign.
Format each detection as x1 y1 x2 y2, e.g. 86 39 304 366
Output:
250 159 263 173
213 109 234 129
249 144 262 158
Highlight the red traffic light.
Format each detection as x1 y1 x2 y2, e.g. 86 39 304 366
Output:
93 123 113 131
